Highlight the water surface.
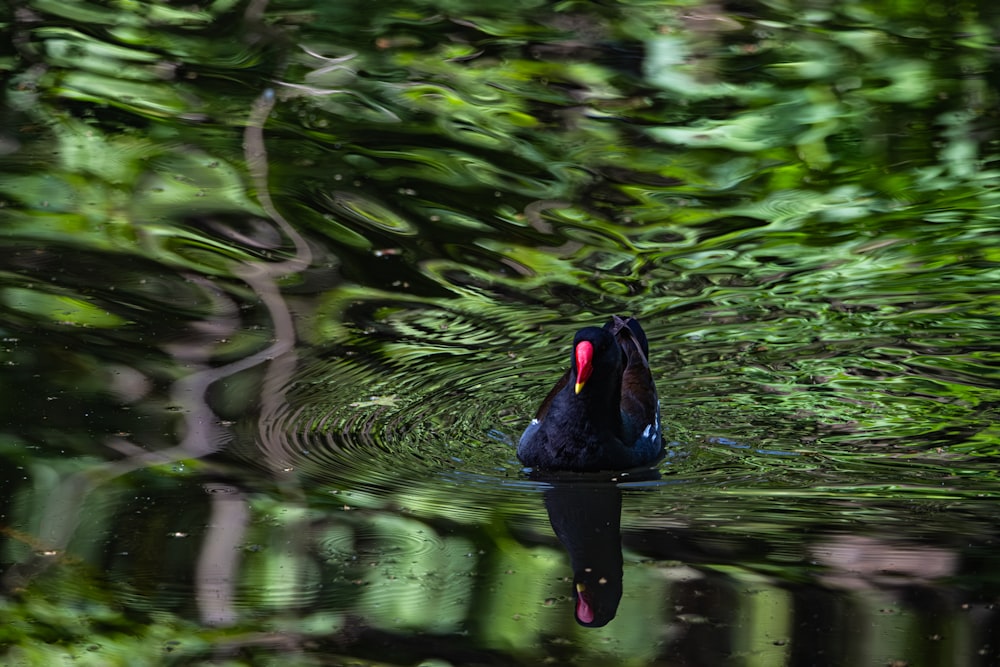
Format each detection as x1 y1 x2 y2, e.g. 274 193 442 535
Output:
2 0 1000 665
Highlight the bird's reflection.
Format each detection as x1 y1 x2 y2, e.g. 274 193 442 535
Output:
543 480 624 626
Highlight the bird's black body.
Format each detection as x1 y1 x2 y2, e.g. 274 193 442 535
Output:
517 316 662 472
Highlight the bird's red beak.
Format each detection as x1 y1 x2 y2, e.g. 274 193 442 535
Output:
575 582 594 623
574 341 593 394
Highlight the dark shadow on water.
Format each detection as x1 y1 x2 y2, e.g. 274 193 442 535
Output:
531 467 661 627
543 482 623 627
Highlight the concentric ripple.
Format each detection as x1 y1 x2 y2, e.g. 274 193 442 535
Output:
232 302 582 502
226 260 1000 513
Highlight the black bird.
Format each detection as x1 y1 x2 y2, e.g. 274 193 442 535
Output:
517 316 662 472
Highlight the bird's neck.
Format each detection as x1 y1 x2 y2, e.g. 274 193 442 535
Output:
568 372 623 432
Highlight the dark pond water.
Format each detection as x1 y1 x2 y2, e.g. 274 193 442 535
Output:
3 0 1000 664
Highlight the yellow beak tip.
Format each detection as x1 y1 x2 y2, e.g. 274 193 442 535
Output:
574 382 584 394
